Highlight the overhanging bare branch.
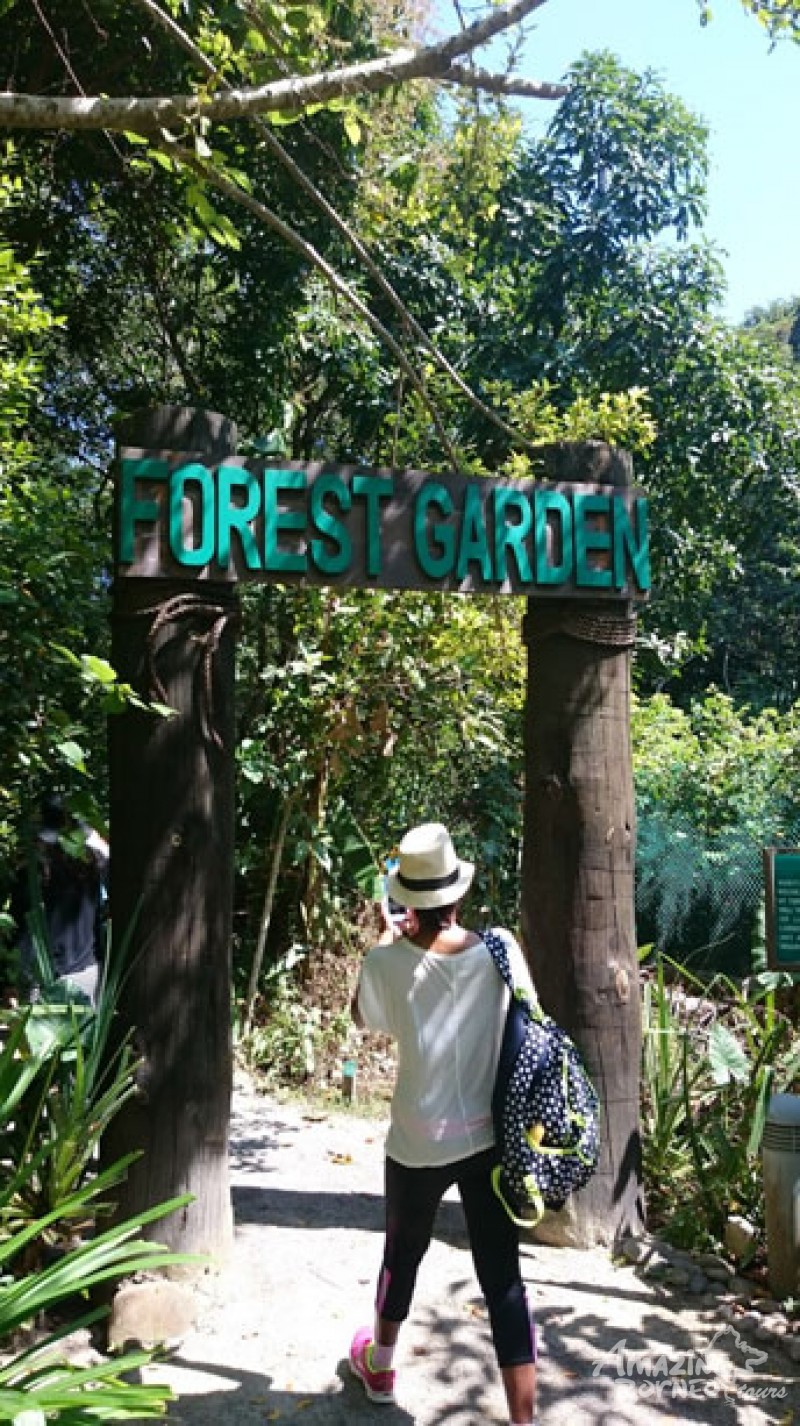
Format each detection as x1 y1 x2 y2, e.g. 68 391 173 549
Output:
443 63 567 100
131 0 546 456
167 144 461 467
0 0 562 133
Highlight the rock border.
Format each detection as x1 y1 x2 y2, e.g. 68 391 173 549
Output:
618 1234 800 1366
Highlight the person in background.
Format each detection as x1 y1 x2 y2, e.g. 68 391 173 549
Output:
11 792 109 1006
349 822 539 1426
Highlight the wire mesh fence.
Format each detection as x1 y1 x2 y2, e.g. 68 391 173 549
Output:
635 808 800 976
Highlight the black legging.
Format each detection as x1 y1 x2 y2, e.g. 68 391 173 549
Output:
376 1148 536 1368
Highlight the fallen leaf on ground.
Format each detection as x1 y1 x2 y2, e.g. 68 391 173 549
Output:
328 1151 353 1164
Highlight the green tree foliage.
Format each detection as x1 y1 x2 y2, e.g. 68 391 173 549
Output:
287 50 800 709
642 322 800 705
742 296 800 363
2 4 799 993
1 3 383 464
0 178 110 889
0 172 170 926
633 691 800 968
710 0 800 41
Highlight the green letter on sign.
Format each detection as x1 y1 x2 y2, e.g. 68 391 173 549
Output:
493 488 533 584
264 469 307 574
218 465 262 570
119 457 168 563
414 483 455 579
352 475 392 577
574 493 612 590
613 496 651 592
169 463 215 567
311 473 352 576
534 490 573 587
456 485 492 583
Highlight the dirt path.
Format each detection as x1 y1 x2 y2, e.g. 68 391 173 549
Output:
139 1082 798 1425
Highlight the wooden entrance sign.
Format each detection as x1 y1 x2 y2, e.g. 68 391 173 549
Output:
115 451 650 600
109 412 649 1256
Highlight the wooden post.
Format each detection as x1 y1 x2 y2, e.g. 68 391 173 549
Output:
521 441 645 1248
105 406 238 1262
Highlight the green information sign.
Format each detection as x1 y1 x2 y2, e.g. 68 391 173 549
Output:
114 449 651 601
763 847 800 971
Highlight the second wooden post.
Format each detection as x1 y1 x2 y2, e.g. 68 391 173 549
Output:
521 441 644 1248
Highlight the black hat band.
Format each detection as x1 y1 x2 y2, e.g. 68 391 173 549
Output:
396 867 461 893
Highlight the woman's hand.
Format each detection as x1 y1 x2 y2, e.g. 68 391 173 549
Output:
379 899 415 943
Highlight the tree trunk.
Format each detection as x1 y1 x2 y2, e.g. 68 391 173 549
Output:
521 441 645 1248
104 405 239 1261
243 795 295 1035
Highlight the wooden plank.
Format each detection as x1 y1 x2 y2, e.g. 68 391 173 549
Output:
114 451 651 600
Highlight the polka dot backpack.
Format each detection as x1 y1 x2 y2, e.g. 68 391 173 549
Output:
483 929 600 1228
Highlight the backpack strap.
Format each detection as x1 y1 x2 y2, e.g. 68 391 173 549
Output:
483 927 538 1017
482 927 514 994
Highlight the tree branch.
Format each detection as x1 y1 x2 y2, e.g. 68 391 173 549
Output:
443 63 567 100
132 0 545 455
168 145 461 466
0 0 563 133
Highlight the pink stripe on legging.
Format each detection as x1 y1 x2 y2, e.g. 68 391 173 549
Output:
376 1266 391 1316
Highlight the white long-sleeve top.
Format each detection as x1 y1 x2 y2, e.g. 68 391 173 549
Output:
356 928 535 1168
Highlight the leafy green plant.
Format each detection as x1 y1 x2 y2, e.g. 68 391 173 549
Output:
0 1162 192 1422
238 939 359 1090
687 969 799 1230
0 934 200 1420
240 946 321 1086
633 691 800 972
640 954 712 1204
502 382 658 472
4 1018 139 1257
1 908 141 1261
640 952 800 1249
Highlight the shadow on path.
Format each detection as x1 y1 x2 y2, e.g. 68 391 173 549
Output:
159 1358 416 1426
231 1183 468 1246
532 1296 795 1425
148 1094 798 1426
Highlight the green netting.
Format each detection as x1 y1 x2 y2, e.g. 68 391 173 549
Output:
635 808 800 976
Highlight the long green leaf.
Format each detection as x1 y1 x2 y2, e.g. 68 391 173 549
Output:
0 1155 137 1268
1 1243 197 1338
0 1307 108 1378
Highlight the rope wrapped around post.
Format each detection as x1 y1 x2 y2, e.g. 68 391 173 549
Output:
523 602 637 650
119 592 240 751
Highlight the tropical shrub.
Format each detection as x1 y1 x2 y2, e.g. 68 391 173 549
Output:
0 956 195 1420
640 952 800 1254
633 691 800 972
0 1160 190 1422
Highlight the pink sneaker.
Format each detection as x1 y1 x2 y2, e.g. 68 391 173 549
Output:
349 1327 396 1404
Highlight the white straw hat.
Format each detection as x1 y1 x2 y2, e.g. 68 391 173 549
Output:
386 823 474 910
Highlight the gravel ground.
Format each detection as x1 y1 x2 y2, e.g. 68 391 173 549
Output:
137 1082 798 1426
